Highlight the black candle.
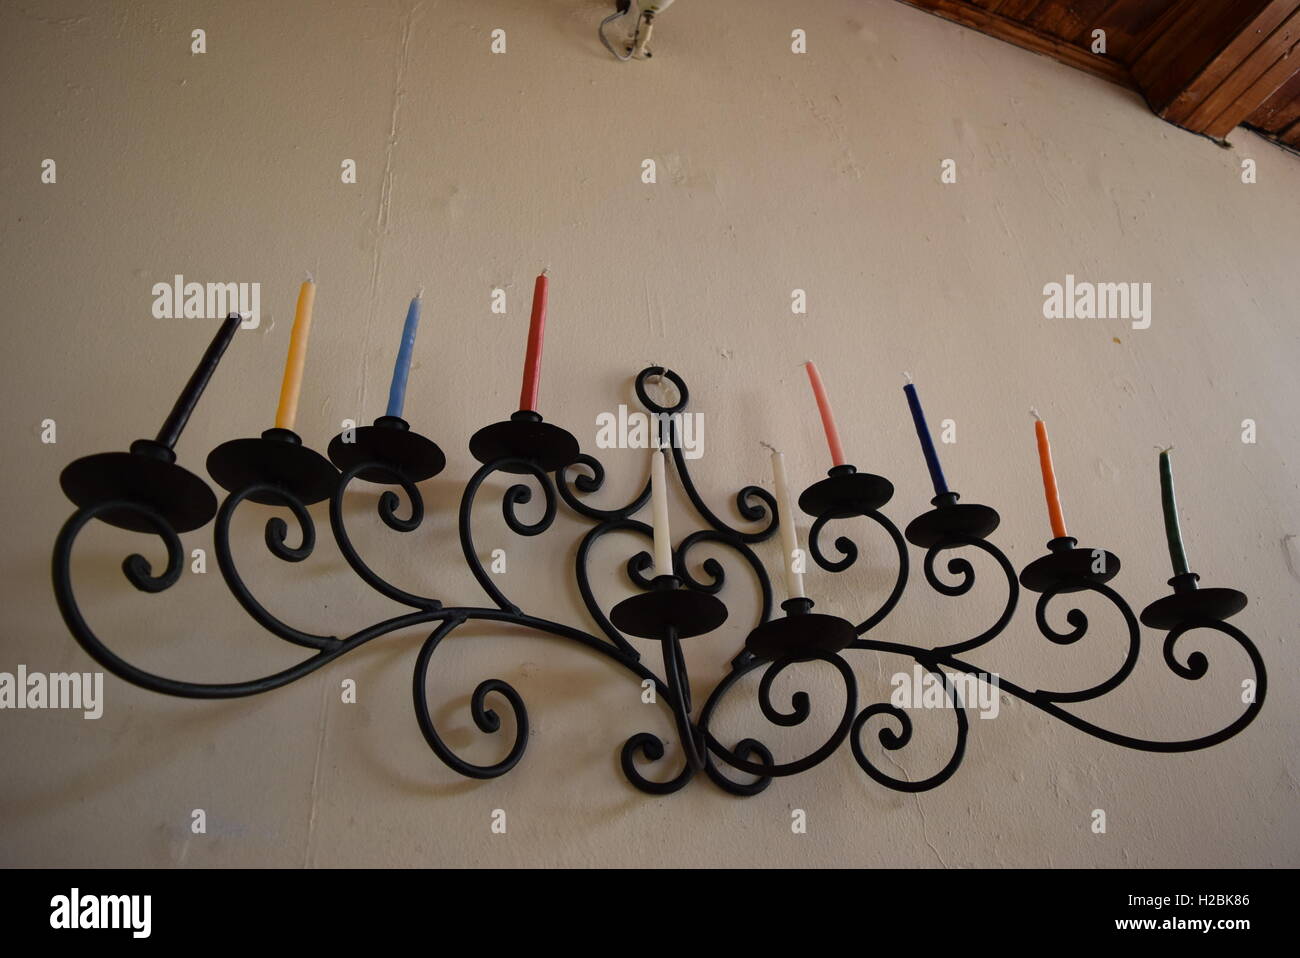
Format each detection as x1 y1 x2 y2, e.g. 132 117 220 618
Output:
155 314 241 449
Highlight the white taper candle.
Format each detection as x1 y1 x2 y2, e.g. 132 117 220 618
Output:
650 447 673 578
770 447 806 599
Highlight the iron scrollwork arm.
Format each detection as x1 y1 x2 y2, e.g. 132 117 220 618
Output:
52 357 1267 798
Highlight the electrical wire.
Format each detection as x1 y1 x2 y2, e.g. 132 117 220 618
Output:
599 2 640 62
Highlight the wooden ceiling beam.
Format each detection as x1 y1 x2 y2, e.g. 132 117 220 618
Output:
1129 0 1300 138
894 0 1300 147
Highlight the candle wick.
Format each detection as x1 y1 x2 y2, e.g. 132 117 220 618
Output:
541 267 550 276
304 270 315 284
417 286 424 300
1158 444 1173 454
759 440 778 453
903 371 913 384
1030 407 1042 421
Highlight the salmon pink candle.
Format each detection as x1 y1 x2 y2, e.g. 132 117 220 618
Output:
518 270 548 412
803 361 847 468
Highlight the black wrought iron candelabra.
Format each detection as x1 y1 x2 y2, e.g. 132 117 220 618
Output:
53 323 1267 796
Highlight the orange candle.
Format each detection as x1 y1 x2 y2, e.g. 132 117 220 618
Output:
1033 411 1068 539
804 361 847 467
518 270 548 412
274 278 316 431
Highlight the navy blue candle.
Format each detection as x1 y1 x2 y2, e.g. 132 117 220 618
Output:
385 293 422 418
903 377 950 496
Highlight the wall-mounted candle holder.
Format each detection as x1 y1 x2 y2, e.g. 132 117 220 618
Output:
52 341 1267 796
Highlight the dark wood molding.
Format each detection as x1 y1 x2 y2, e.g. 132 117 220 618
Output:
897 0 1134 86
1131 0 1300 137
1246 70 1300 146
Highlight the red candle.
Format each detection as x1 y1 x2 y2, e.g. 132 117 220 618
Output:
518 270 548 412
804 361 847 467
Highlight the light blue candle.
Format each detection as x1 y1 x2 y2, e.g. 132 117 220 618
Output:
385 293 422 418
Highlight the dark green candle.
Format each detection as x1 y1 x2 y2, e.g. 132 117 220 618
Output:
1158 448 1190 577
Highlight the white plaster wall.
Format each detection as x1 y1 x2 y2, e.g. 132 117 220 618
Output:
1 0 1297 867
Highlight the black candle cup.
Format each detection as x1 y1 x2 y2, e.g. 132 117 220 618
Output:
469 409 580 474
610 575 729 641
1140 572 1247 629
744 598 856 662
206 428 339 505
58 314 241 532
327 416 445 484
905 492 1000 547
798 464 894 518
1019 537 1121 593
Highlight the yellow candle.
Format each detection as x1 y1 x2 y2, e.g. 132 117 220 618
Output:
274 279 316 431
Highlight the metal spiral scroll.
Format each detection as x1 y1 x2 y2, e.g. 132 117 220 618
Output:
921 535 1018 656
458 457 561 616
849 661 970 793
331 463 441 611
1027 581 1141 703
216 483 339 650
808 510 909 633
699 652 859 780
404 454 660 787
934 584 1267 754
408 610 665 782
51 364 1268 798
52 497 436 699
